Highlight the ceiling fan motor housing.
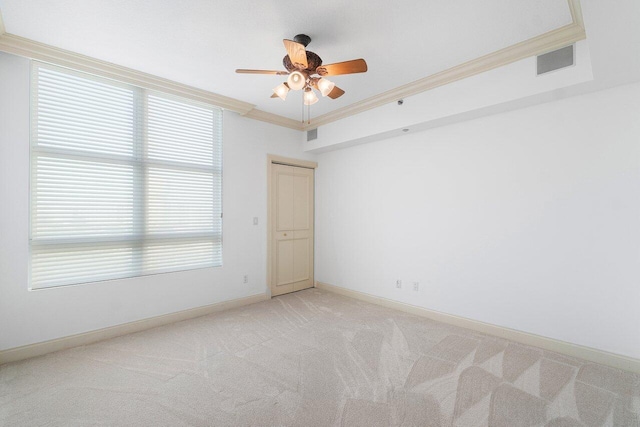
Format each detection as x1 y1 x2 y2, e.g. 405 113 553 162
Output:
283 51 323 73
293 34 312 47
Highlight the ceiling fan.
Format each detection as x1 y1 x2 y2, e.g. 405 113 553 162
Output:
236 34 368 106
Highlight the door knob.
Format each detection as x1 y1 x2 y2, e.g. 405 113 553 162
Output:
284 233 287 236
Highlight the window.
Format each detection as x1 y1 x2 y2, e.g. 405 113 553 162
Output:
30 62 223 289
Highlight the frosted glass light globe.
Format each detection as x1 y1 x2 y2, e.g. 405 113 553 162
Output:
303 89 319 105
317 78 335 97
287 71 306 91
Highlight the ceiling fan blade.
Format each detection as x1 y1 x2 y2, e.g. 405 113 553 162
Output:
236 69 289 75
271 93 278 98
316 59 367 76
283 39 308 69
327 86 345 99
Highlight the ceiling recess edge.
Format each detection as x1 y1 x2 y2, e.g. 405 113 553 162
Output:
302 0 586 130
0 8 6 34
0 0 584 132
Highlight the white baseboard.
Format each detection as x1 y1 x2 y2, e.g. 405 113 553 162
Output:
315 281 640 374
0 292 269 365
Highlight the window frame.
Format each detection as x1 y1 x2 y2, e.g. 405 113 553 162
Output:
29 61 223 290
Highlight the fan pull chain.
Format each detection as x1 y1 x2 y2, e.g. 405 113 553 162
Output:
308 103 311 125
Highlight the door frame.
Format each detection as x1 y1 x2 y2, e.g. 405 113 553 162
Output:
267 154 317 298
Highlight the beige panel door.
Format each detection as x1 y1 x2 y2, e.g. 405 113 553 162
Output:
271 164 314 296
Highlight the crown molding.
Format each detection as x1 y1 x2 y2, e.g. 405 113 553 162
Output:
0 1 584 132
244 108 304 130
0 8 6 35
0 32 256 115
568 0 585 29
303 1 586 130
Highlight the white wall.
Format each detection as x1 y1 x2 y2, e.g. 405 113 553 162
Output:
0 52 316 351
315 82 640 359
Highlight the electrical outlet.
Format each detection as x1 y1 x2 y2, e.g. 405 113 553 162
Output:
396 280 402 289
243 275 248 284
413 282 419 292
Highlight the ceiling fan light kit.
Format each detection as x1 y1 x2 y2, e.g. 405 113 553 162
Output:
236 34 368 122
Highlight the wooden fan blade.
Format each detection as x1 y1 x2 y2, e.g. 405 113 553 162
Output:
236 69 289 75
327 86 345 99
271 93 278 98
283 39 308 69
316 59 367 76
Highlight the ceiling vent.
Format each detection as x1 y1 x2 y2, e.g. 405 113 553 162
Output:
307 128 318 141
537 45 574 75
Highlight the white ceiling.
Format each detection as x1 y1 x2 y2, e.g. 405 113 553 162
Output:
0 0 573 120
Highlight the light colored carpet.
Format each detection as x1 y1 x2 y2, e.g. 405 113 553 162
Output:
0 288 638 426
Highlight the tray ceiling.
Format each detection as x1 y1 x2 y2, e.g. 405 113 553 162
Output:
0 0 573 121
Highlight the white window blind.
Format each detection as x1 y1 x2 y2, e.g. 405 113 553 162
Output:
30 62 222 289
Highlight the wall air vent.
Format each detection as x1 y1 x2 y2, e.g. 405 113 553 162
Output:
537 45 574 75
307 128 318 141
